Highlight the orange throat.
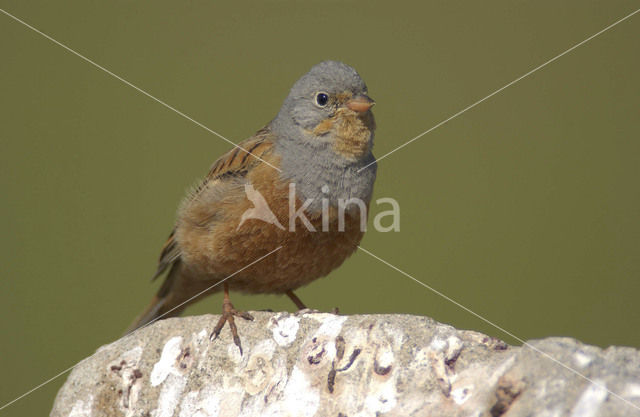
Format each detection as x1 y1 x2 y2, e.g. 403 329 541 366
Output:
313 110 375 160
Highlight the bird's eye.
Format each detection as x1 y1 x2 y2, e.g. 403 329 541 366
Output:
315 92 329 107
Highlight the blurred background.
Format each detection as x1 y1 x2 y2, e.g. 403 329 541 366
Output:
1 1 639 415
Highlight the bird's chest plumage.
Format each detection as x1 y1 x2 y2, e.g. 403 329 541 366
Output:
176 154 368 293
275 124 377 215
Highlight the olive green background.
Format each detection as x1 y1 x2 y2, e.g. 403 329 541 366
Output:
1 1 639 415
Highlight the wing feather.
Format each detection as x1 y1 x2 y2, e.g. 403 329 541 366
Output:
150 127 275 281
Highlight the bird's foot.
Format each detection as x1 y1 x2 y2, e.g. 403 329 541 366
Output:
209 299 254 355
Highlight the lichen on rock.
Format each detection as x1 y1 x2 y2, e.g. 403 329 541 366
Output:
51 313 640 417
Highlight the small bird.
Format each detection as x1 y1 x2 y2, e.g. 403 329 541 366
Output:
127 61 377 353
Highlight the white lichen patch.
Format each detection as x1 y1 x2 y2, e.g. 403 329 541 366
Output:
363 377 398 414
106 345 144 414
149 337 189 417
106 346 143 377
151 336 183 387
445 336 463 362
429 335 462 361
279 366 320 417
179 391 199 416
573 351 593 368
302 315 349 363
414 347 430 364
312 314 348 338
305 312 338 322
451 385 473 405
569 380 608 417
376 348 394 370
154 374 187 417
622 383 640 399
68 395 93 417
179 388 221 417
269 314 300 346
123 346 143 364
253 339 277 357
430 337 447 351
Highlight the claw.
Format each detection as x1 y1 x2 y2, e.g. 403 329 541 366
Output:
209 283 252 355
238 312 255 321
232 334 243 356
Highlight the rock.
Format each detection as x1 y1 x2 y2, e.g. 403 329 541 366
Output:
50 312 640 417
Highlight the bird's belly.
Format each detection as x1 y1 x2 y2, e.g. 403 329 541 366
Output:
176 166 366 294
227 216 363 294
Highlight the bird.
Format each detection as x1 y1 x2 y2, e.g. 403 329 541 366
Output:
127 61 377 354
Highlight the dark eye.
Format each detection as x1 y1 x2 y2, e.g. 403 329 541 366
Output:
315 92 329 107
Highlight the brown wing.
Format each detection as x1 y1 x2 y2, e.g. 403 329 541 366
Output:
150 229 180 281
150 127 276 281
207 126 274 179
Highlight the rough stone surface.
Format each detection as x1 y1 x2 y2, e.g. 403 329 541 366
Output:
51 312 640 416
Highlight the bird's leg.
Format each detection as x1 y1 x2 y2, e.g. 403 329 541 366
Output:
287 289 340 315
210 282 254 355
286 290 339 315
286 290 307 310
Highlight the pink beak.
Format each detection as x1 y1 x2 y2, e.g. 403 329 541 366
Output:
346 95 375 113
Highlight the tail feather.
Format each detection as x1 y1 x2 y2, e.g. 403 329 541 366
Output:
125 260 221 335
125 261 186 335
126 256 227 335
125 294 188 335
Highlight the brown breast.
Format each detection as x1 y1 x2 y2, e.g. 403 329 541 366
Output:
176 153 367 294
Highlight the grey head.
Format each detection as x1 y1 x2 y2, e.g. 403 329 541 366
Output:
273 60 369 131
270 61 378 214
